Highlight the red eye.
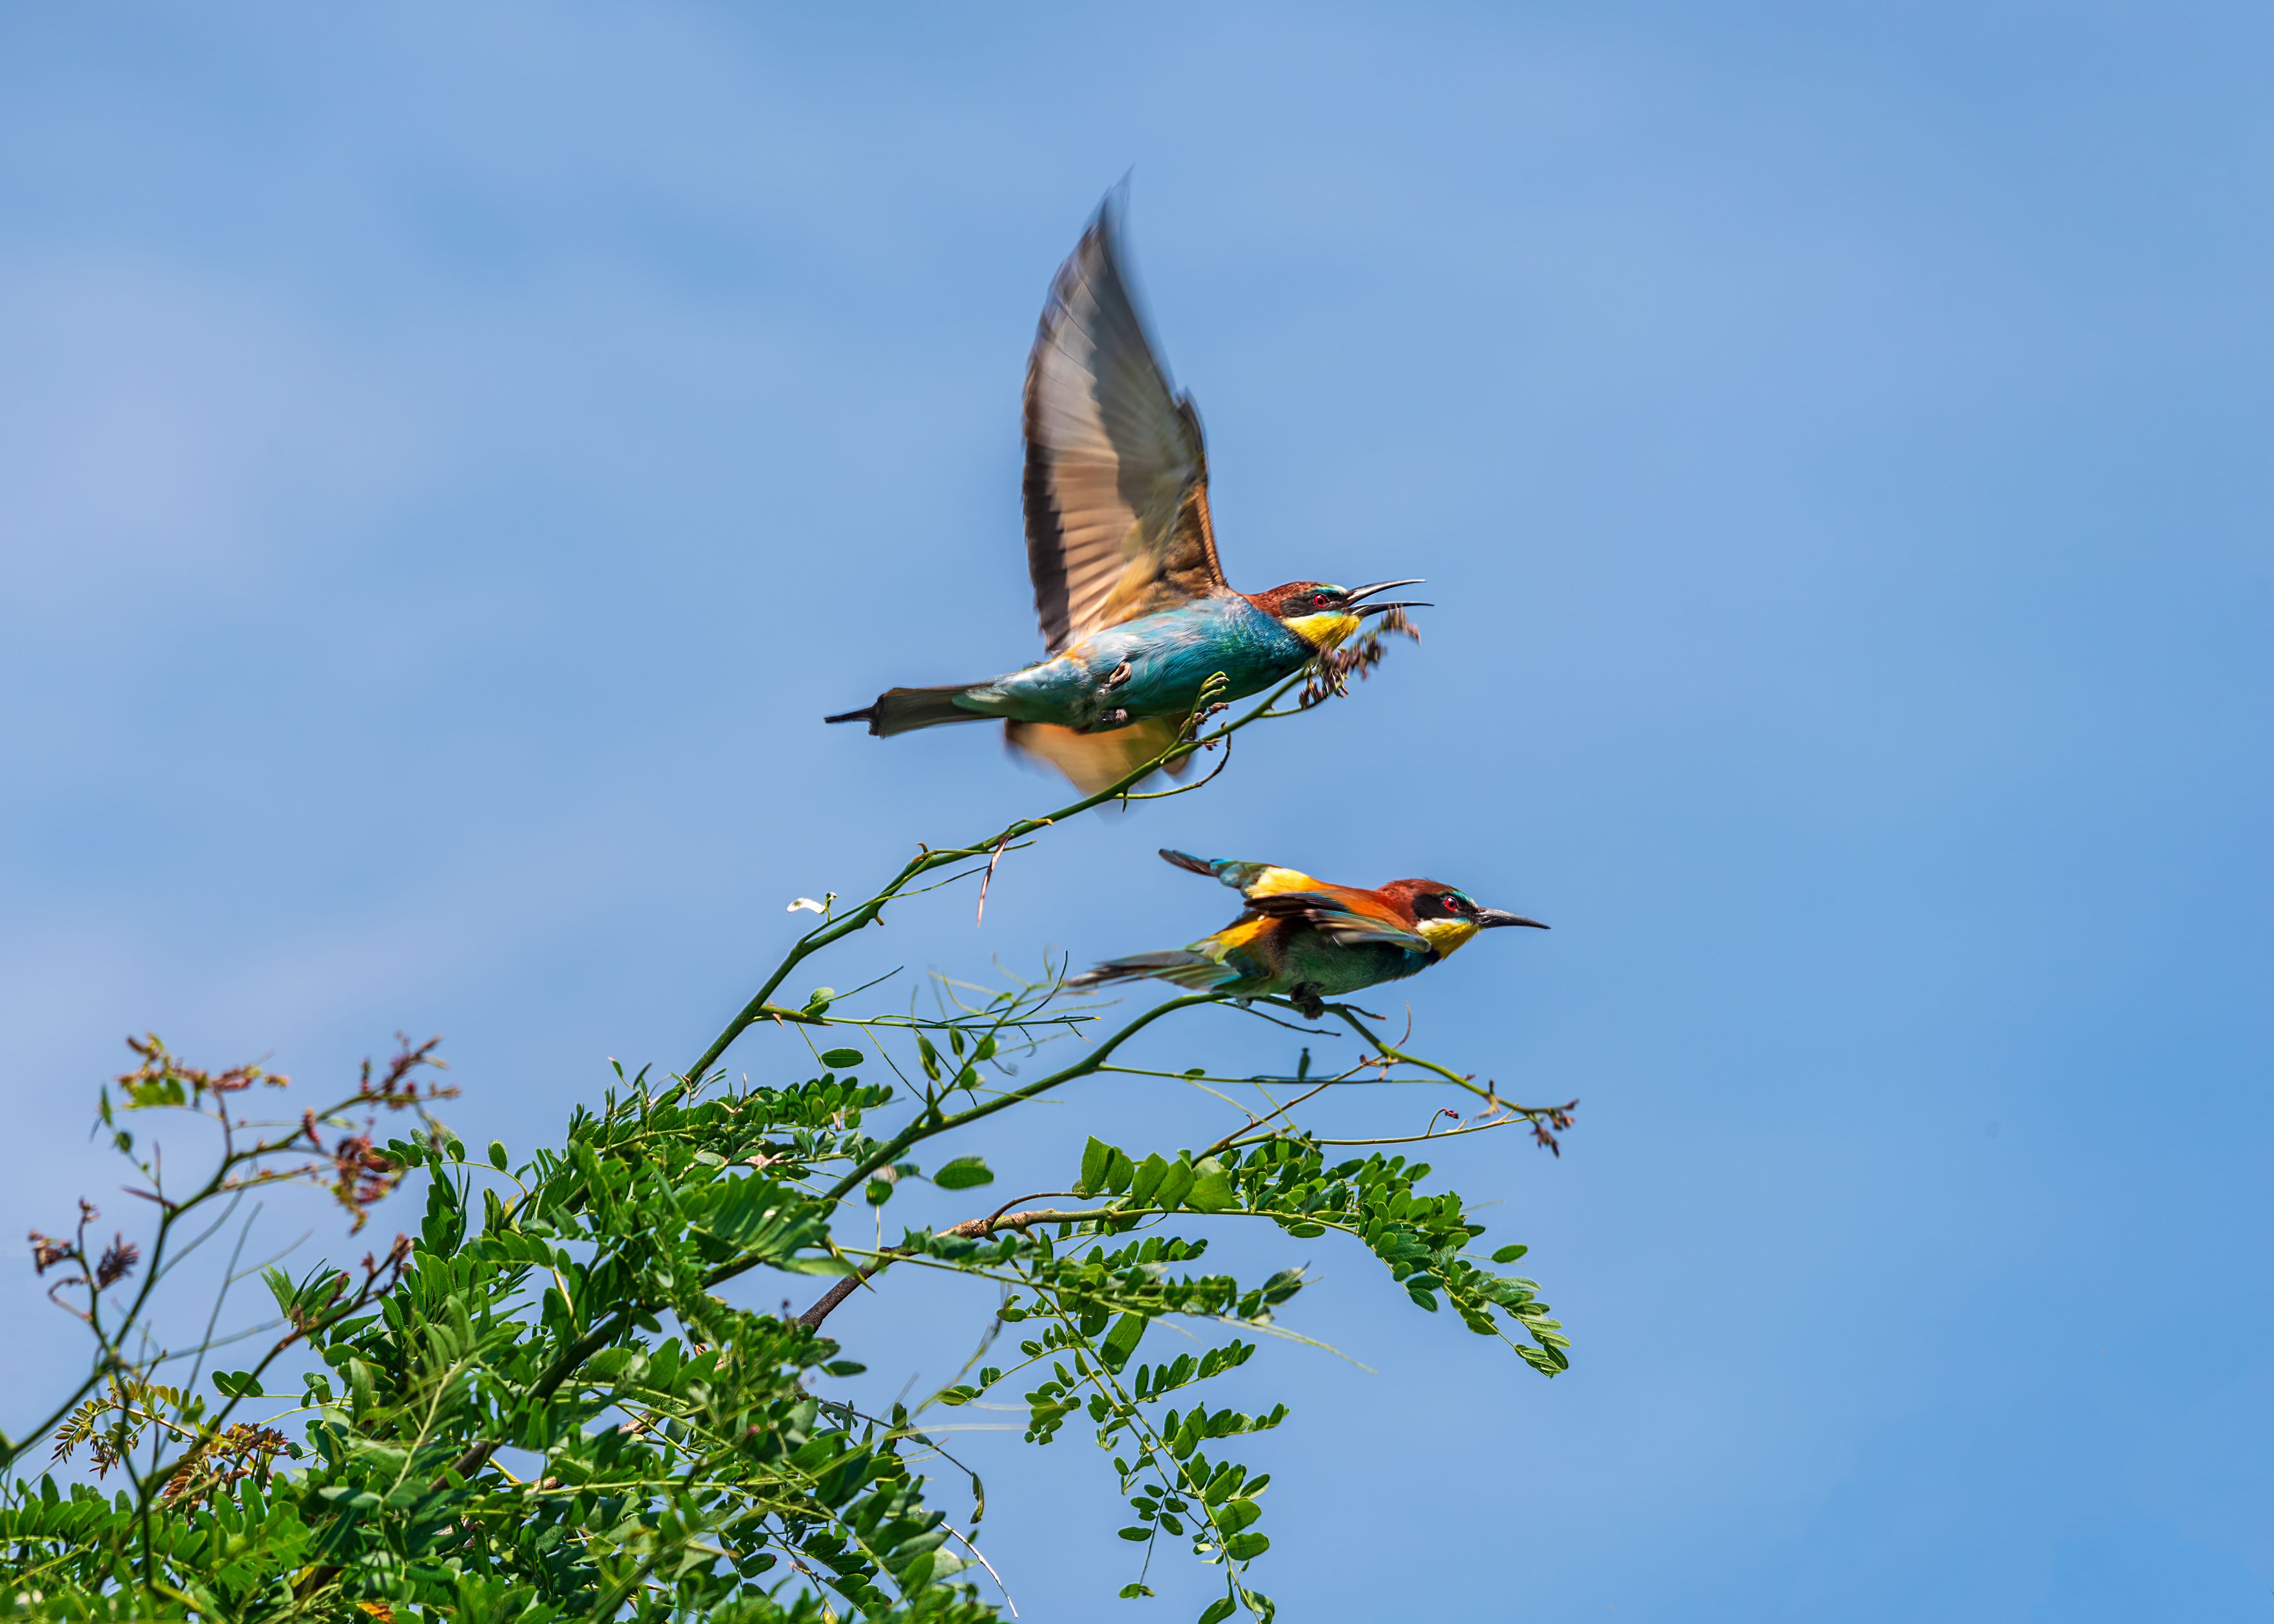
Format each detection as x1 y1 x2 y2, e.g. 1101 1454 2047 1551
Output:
1312 592 1331 607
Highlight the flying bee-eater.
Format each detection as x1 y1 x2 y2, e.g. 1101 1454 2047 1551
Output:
1069 850 1548 1017
825 197 1426 793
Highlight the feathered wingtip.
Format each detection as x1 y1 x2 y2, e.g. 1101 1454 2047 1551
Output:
1157 849 1304 898
1006 717 1197 794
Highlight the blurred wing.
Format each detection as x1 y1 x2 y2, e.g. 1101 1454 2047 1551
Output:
1005 717 1197 795
1159 850 1325 900
1023 201 1226 655
1244 889 1431 953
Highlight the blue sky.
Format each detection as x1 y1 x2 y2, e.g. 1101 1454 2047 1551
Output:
3 4 2270 1617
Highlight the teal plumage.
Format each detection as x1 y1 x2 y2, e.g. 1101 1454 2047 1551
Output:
936 595 1318 732
1069 850 1549 1017
826 196 1424 793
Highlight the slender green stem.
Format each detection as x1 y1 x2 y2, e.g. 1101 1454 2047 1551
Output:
771 995 1216 1258
683 673 1304 1085
441 991 1225 1486
1328 1003 1568 1119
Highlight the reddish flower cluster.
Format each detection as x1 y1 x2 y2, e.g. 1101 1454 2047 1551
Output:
26 1199 135 1311
1297 606 1422 709
1527 1099 1580 1156
324 1132 400 1230
95 1234 140 1289
117 1032 288 1102
360 1033 448 1104
299 1035 455 1229
29 1229 72 1275
159 1421 296 1508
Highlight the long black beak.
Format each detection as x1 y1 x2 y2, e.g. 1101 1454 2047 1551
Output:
1476 908 1549 930
1344 579 1425 605
1356 598 1431 618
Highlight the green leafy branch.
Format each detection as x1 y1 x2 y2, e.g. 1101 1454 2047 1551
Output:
1 626 1572 1622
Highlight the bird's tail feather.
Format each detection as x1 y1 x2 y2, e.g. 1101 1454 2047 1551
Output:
825 685 992 737
1066 950 1238 992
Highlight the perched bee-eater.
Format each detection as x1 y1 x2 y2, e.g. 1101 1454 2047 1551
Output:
1069 850 1548 1016
826 197 1425 793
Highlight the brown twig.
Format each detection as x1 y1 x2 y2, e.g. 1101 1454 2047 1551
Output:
797 1206 1092 1330
974 830 1021 928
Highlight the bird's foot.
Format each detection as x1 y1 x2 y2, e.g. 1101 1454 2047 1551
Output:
1079 708 1131 733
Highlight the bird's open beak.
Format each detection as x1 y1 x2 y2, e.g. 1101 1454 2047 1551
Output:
1346 579 1431 618
1345 579 1425 604
1476 908 1549 930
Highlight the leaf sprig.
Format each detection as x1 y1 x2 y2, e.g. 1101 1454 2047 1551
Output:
1 643 1572 1622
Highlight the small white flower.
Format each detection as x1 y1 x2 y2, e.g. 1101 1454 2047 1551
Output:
787 897 826 915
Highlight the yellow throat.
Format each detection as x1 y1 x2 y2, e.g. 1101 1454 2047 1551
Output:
1281 611 1363 652
1414 917 1482 958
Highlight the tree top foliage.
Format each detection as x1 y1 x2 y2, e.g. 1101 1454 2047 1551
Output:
3 652 1575 1622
